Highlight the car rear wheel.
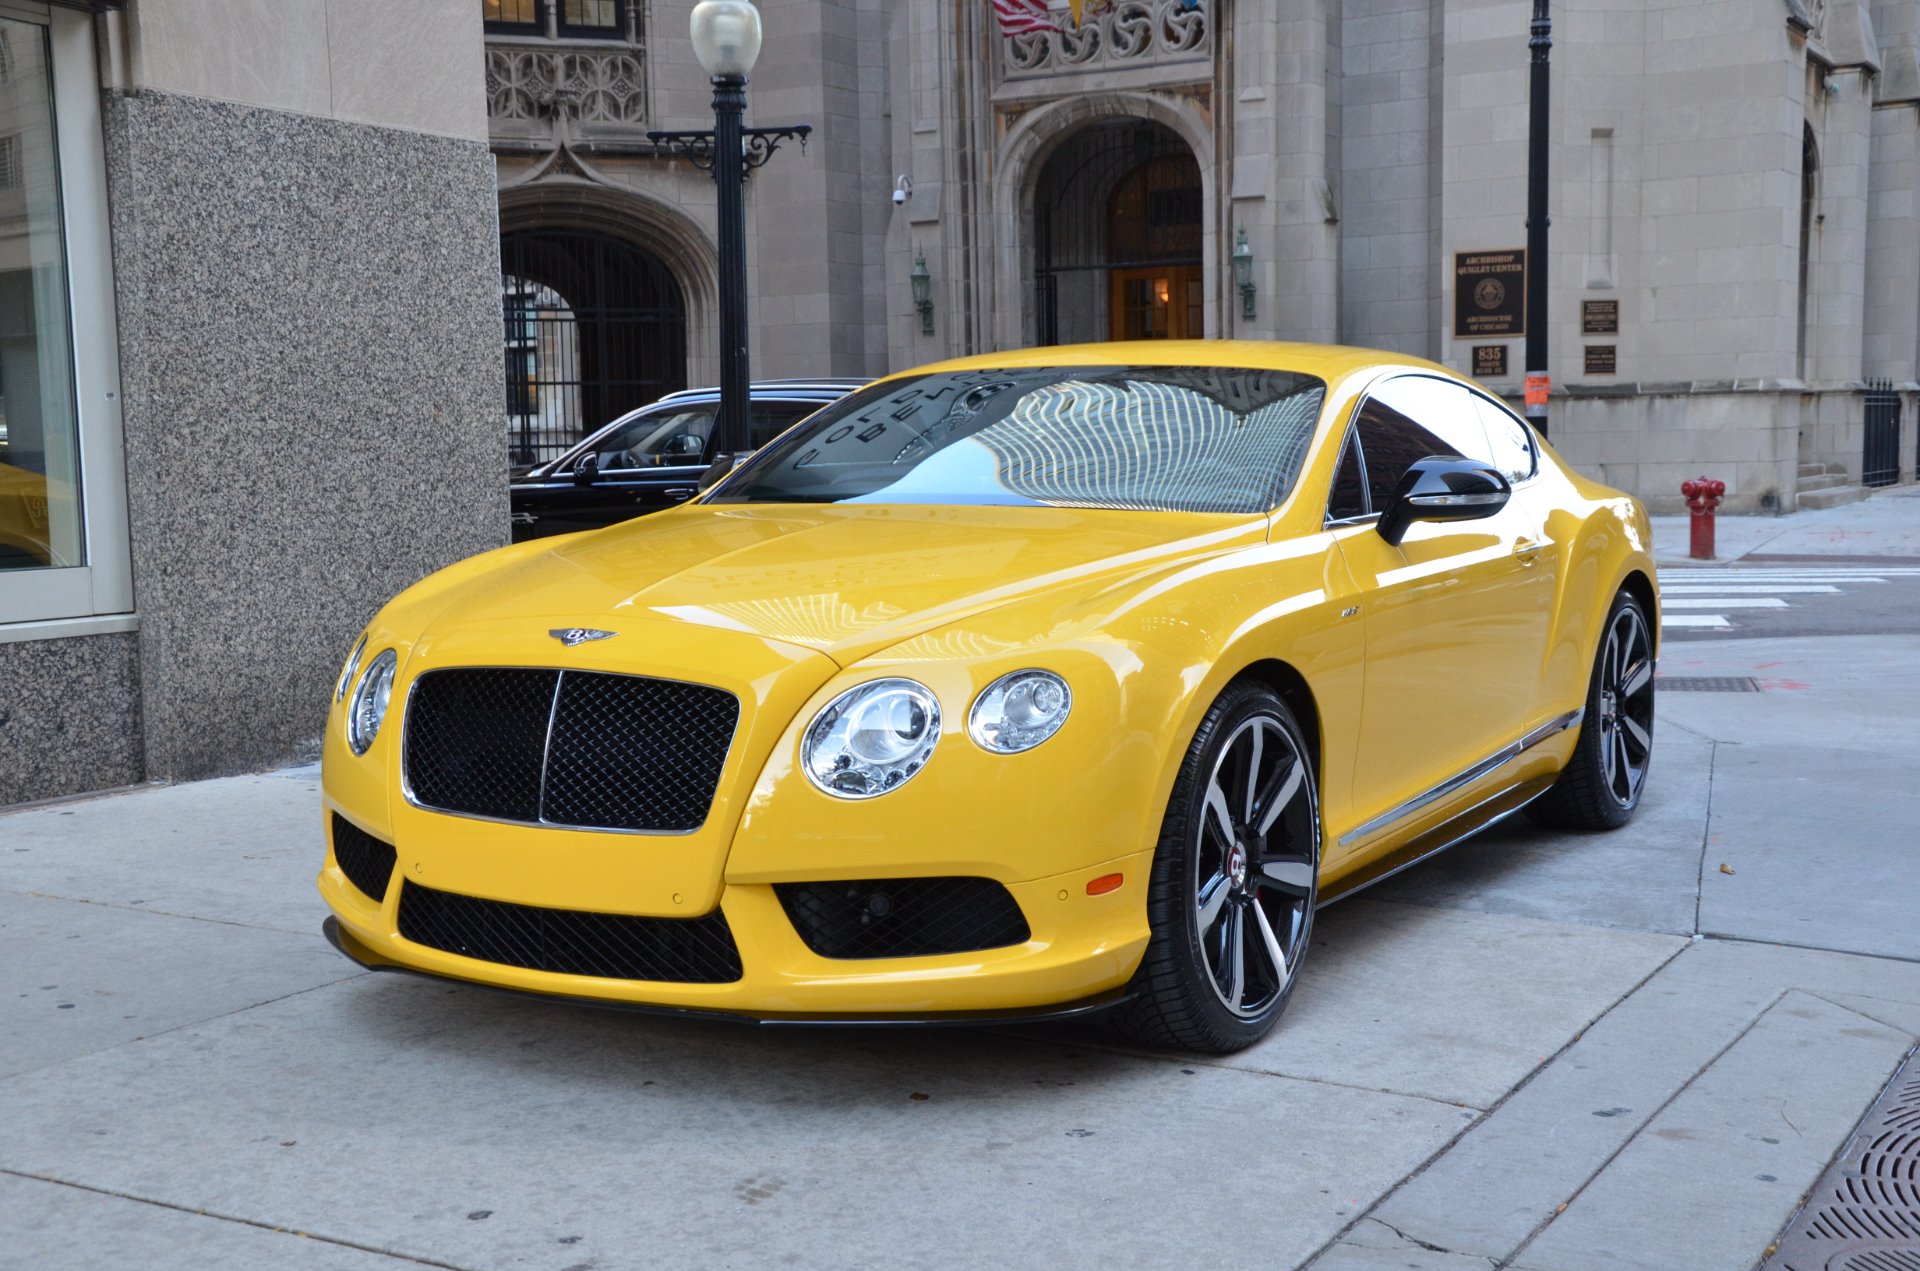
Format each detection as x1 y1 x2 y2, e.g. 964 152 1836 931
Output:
1116 681 1319 1054
1526 589 1656 830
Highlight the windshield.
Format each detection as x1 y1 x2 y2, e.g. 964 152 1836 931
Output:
706 365 1328 514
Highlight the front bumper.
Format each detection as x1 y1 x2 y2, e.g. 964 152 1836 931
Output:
321 916 1134 1026
317 832 1155 1019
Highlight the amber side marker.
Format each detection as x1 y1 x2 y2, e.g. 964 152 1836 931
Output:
1086 873 1124 896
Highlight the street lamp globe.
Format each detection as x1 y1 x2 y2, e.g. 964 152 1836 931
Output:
690 0 762 79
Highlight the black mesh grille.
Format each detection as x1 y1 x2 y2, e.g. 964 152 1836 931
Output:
331 814 397 904
406 669 556 822
397 882 743 983
542 672 739 832
776 878 1032 960
402 668 739 831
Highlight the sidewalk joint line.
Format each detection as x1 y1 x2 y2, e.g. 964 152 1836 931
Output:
1499 987 1792 1267
6 888 316 938
1700 931 1920 966
1790 989 1920 1041
1693 740 1720 937
0 1169 475 1269
0 975 365 1086
1297 939 1693 1269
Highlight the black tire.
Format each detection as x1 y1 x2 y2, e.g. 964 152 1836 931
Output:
1114 680 1320 1054
1526 589 1656 830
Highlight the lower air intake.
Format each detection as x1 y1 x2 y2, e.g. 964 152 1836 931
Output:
397 882 742 983
776 878 1031 960
331 815 396 904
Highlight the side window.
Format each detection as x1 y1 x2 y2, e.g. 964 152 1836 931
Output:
1472 393 1537 483
1354 376 1494 508
1327 429 1367 520
597 408 715 469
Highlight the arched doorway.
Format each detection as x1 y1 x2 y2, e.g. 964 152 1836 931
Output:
499 228 688 466
1032 120 1203 345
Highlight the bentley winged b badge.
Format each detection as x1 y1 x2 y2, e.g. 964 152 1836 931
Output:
549 628 617 648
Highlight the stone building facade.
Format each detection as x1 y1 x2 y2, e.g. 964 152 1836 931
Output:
0 1 505 805
490 0 1920 511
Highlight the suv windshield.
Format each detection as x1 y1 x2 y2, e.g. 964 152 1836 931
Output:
707 365 1328 514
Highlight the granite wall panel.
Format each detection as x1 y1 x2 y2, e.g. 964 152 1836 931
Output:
0 633 143 805
102 91 508 783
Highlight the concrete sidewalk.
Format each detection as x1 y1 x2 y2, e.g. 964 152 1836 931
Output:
1651 482 1920 564
5 590 1919 1266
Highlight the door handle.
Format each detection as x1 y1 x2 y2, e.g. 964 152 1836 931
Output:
1515 538 1544 566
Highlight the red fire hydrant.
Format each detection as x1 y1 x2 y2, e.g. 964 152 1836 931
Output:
1681 477 1726 560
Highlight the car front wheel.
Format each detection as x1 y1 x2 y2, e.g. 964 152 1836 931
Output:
1527 589 1656 830
1116 681 1320 1054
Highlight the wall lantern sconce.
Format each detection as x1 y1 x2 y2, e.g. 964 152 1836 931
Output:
1232 227 1256 320
910 248 935 335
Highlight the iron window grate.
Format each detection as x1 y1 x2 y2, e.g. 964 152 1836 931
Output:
397 881 743 983
776 878 1032 960
403 668 739 832
1654 676 1762 693
331 814 397 904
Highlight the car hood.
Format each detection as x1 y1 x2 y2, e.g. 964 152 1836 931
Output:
428 503 1267 667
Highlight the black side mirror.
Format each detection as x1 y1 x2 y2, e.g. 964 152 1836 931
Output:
573 453 601 486
1377 456 1511 547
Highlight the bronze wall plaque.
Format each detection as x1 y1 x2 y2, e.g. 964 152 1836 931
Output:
1453 250 1526 338
1582 299 1619 335
1584 345 1617 375
1472 345 1509 378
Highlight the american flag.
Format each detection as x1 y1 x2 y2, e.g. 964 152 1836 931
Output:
993 0 1060 36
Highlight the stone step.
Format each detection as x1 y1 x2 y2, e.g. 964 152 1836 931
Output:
1797 461 1846 479
1798 484 1869 511
1795 472 1851 494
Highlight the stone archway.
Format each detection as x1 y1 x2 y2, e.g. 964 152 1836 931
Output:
994 91 1218 351
497 180 721 389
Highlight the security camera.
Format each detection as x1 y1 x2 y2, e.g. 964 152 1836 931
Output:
892 175 912 206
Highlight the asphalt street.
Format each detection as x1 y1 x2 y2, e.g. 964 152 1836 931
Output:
3 489 1918 1270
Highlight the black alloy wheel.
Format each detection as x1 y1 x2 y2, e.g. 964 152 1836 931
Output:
1527 590 1656 830
1118 681 1319 1053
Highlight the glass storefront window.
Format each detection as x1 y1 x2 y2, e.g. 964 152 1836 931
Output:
0 16 80 574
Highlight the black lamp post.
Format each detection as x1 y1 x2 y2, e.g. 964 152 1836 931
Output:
1525 0 1552 437
649 1 811 460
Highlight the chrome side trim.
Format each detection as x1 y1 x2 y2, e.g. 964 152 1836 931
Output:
1337 706 1584 850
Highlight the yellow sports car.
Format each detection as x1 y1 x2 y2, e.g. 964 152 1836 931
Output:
319 342 1657 1053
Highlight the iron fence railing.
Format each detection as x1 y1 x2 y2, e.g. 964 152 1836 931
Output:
1863 378 1901 488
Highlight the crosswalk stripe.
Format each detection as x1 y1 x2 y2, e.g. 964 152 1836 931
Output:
1662 597 1789 609
1661 584 1841 595
1662 614 1731 628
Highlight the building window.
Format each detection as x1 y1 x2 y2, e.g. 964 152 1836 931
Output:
483 0 625 40
0 8 131 632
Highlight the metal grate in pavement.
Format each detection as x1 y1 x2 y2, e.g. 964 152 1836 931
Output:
1655 676 1762 692
1764 1047 1920 1271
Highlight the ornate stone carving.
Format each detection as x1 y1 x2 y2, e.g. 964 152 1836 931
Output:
487 41 649 147
1002 0 1210 81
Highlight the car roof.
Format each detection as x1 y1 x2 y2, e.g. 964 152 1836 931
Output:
656 378 867 403
878 341 1456 392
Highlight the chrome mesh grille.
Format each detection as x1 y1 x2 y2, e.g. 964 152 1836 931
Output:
397 881 743 983
404 668 739 832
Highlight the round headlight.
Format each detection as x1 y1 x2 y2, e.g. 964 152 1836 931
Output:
968 670 1071 754
802 678 941 799
335 634 368 702
346 649 397 756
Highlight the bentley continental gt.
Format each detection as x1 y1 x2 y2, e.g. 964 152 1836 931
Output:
319 342 1658 1053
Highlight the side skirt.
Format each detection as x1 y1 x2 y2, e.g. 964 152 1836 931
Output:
1314 772 1558 908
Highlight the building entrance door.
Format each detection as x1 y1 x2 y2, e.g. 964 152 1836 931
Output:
1110 265 1203 340
1032 120 1204 345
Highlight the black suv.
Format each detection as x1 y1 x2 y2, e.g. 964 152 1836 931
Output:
508 378 865 541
